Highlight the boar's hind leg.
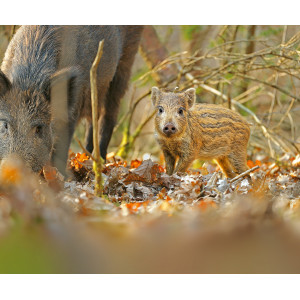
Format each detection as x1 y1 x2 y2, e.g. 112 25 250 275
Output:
84 84 109 155
99 65 136 160
98 71 127 160
98 27 142 160
85 121 93 154
84 70 130 160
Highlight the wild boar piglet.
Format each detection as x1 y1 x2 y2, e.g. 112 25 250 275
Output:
152 87 250 178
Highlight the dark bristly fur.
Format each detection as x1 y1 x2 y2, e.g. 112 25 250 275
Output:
0 25 143 173
152 87 250 178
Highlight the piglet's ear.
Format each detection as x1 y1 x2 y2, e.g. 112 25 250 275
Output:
0 70 11 96
184 88 196 108
151 86 160 106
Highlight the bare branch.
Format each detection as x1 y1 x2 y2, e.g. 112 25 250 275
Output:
229 166 260 183
90 39 104 196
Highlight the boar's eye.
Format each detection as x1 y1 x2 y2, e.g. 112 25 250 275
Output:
158 106 164 114
178 107 184 115
35 125 44 136
0 119 9 134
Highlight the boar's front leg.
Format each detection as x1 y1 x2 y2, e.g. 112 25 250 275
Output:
84 80 120 161
50 67 82 175
84 83 122 161
98 61 135 161
52 112 80 175
98 106 117 161
84 100 117 161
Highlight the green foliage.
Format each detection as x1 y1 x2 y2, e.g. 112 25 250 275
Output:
181 25 203 41
263 54 278 66
209 40 217 49
209 36 225 49
131 66 151 83
196 86 203 94
224 73 234 80
191 159 205 169
259 27 283 37
239 101 257 116
71 120 86 152
238 26 247 33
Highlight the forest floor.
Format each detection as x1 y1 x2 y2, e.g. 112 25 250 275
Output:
0 151 300 273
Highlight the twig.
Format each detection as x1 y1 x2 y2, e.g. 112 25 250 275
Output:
74 137 95 161
133 27 300 161
229 166 260 183
267 25 287 126
206 172 219 188
282 30 300 48
131 110 156 142
276 132 300 153
112 83 136 134
137 51 187 83
116 110 156 158
234 84 263 102
273 98 295 130
235 73 300 102
90 40 104 196
203 46 280 83
205 38 266 55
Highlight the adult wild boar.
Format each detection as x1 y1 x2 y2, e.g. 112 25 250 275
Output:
0 25 143 173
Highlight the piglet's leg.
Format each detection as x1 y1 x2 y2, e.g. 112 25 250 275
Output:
228 151 249 175
173 155 194 174
216 156 237 178
163 149 176 175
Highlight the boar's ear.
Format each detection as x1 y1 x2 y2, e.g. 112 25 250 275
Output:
184 88 196 108
0 70 11 96
50 67 82 115
151 86 160 106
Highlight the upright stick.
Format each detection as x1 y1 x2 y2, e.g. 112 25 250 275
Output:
90 39 104 196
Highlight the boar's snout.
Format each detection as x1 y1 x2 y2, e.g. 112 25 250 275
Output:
2 156 28 173
0 154 29 173
163 123 177 136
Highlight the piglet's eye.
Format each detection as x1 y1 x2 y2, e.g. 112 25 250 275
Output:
178 108 184 115
158 107 164 114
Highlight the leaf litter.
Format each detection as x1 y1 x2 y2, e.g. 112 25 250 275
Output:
1 151 300 272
